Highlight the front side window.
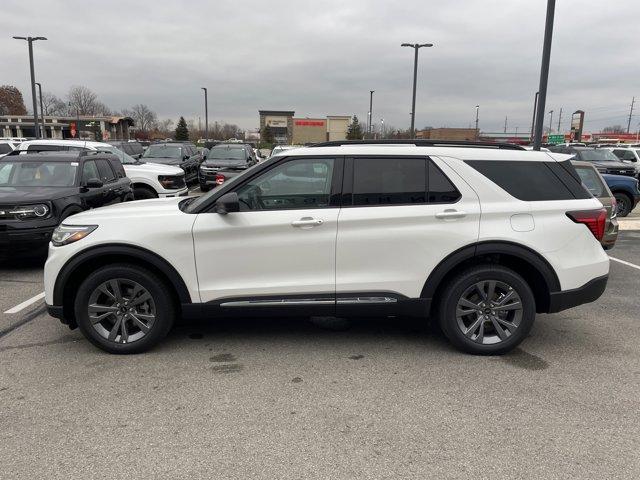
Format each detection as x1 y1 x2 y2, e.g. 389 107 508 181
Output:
236 158 334 211
352 157 426 206
96 159 116 183
82 160 100 183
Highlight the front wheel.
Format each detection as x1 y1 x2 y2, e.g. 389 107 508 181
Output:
614 193 632 217
438 265 536 355
74 264 176 354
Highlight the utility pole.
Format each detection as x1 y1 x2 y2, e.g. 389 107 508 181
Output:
201 87 208 141
401 43 433 138
504 116 508 134
13 36 47 139
627 96 635 133
548 110 554 134
36 82 45 138
557 107 562 133
530 91 539 142
368 90 374 136
475 105 479 139
533 0 556 150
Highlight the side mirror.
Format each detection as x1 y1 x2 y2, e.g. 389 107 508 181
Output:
85 178 103 188
214 192 240 215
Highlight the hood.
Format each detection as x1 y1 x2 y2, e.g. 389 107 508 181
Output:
591 161 631 169
0 186 76 203
62 196 188 224
140 156 182 165
123 162 184 176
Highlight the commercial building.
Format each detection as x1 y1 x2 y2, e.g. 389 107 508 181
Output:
259 110 350 144
0 115 134 140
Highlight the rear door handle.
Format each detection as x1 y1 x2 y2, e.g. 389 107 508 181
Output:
435 209 467 219
291 217 324 228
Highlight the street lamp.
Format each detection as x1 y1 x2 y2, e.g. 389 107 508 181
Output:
13 36 47 139
532 0 556 150
548 109 554 135
401 42 433 138
201 87 208 141
475 105 480 139
368 90 374 136
35 82 45 138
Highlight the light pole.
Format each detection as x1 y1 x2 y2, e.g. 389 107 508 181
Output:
368 90 374 136
401 42 433 138
201 87 208 141
548 109 554 135
35 82 45 138
533 0 556 150
380 118 384 139
475 105 480 139
530 91 539 142
13 36 47 139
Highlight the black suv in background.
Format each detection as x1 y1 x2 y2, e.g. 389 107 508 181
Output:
550 145 636 177
0 152 133 257
108 140 145 159
141 142 202 184
199 144 257 191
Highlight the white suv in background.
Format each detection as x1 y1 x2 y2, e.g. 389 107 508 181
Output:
44 140 609 355
17 140 188 199
605 146 640 178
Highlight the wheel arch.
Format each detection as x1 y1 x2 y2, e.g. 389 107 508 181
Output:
54 244 191 326
421 241 561 314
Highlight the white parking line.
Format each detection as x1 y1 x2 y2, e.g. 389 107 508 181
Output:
609 256 640 271
4 292 45 314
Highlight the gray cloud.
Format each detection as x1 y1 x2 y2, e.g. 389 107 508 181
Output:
2 0 638 133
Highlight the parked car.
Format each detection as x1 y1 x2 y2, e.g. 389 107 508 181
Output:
270 145 303 158
601 173 640 217
199 144 257 191
550 146 636 177
45 140 609 355
572 161 618 249
0 152 133 257
0 140 18 158
141 142 202 184
605 147 640 178
15 140 188 200
108 140 145 159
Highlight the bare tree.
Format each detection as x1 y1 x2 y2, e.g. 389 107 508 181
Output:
40 91 67 116
602 125 626 134
67 85 110 115
123 104 158 132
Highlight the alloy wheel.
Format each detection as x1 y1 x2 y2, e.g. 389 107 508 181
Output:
87 279 156 344
455 280 523 345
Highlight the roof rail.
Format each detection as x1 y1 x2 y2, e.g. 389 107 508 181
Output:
308 139 525 150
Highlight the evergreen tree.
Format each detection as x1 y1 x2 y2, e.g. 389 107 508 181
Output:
346 115 364 140
175 116 189 141
261 125 274 144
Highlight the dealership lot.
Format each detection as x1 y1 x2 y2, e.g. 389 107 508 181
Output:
0 214 638 478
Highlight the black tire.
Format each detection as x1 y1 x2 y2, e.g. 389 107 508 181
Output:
438 265 536 355
133 186 158 200
613 192 632 217
199 183 210 192
73 264 176 354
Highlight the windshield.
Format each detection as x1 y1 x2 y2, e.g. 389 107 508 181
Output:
143 145 182 159
578 149 620 162
206 147 247 162
96 146 138 165
0 161 77 187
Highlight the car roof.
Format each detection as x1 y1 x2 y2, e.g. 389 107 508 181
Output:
279 145 561 162
19 139 112 149
4 152 89 162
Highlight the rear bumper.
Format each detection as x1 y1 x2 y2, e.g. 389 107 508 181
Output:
547 274 608 313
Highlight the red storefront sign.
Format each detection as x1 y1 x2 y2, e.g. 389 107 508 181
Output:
294 120 325 127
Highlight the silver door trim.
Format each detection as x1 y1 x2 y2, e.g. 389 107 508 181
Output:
219 298 334 307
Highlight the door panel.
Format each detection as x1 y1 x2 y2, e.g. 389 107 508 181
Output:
336 156 480 299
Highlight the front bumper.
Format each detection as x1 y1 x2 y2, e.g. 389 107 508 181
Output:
0 225 55 255
158 187 189 198
547 274 608 313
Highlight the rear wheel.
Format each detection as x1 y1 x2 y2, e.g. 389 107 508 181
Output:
74 264 176 354
613 192 632 217
438 265 535 355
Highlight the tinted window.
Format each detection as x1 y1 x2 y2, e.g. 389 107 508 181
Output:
613 149 636 161
96 159 116 183
352 157 426 206
26 144 63 152
466 160 591 201
0 144 12 154
109 159 126 178
428 161 461 203
236 158 334 211
82 160 100 183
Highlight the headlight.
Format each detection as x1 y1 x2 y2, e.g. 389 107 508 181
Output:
51 225 98 246
10 203 50 219
158 175 186 190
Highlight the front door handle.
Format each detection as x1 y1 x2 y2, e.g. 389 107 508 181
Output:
291 217 324 228
435 209 467 219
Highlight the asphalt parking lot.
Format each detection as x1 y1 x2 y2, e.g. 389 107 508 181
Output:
1 210 639 479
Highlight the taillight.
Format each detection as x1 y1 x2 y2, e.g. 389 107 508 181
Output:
566 208 607 241
610 197 617 218
215 174 225 185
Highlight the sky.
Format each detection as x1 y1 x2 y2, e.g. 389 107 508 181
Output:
2 0 639 134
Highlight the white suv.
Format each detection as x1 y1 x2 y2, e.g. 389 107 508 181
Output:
605 146 640 178
44 140 610 355
17 140 188 199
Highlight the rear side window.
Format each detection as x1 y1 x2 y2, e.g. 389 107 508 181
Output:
26 144 63 152
109 159 126 178
96 159 116 183
465 160 591 201
428 161 461 203
352 157 426 206
574 165 605 197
